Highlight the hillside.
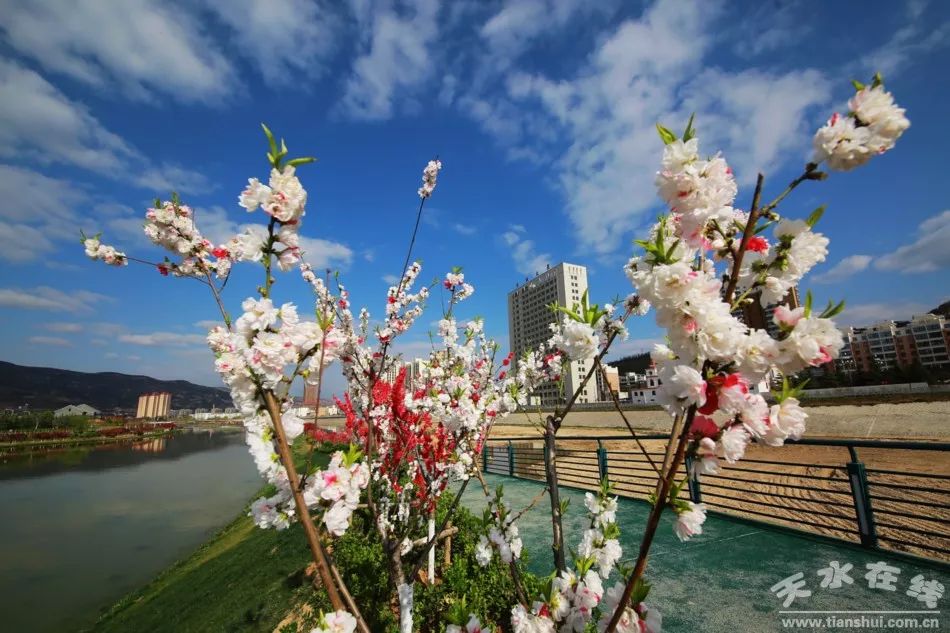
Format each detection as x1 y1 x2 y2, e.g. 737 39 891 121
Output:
0 361 231 411
931 300 950 319
607 352 652 374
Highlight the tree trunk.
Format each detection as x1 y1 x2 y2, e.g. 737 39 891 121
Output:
544 416 566 572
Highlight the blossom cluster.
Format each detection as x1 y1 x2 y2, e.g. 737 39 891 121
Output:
83 235 127 266
418 159 442 199
310 609 357 633
475 492 524 567
506 482 643 633
236 165 308 271
205 295 367 536
144 200 232 278
813 80 909 171
625 127 855 543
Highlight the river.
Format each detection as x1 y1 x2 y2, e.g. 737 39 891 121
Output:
0 430 261 632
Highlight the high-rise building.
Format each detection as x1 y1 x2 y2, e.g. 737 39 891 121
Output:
507 262 598 406
136 392 171 419
303 381 320 405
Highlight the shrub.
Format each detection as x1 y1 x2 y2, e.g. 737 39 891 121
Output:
330 494 536 632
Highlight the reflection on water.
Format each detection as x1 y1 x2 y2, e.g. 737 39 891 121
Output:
0 430 261 633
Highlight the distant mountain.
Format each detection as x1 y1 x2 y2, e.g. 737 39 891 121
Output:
930 301 950 319
0 361 231 411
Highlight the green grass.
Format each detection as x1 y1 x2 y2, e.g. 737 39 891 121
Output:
90 514 327 633
88 442 335 633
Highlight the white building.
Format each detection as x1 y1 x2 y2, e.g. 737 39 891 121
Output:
507 262 598 406
54 404 100 417
621 364 661 405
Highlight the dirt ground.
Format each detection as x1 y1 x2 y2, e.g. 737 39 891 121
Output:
491 399 950 439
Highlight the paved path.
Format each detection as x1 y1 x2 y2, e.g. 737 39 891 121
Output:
462 473 950 632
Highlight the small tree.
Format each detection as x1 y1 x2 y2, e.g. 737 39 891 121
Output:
82 74 908 633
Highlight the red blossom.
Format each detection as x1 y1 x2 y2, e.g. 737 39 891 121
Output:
157 263 170 276
746 236 769 253
688 415 720 439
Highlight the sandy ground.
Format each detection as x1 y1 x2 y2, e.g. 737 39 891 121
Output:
491 399 950 439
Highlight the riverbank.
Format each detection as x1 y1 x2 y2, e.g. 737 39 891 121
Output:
87 444 333 633
0 431 263 633
0 428 177 453
88 503 323 632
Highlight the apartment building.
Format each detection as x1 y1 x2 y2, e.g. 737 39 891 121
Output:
838 313 950 373
507 262 598 405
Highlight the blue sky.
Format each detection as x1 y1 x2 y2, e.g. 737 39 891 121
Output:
0 0 948 397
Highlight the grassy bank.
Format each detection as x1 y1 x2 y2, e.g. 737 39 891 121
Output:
88 443 333 633
89 510 325 632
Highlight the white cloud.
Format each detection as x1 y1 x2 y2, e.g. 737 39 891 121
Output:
0 63 209 225
194 320 222 330
0 221 55 262
28 335 72 346
118 332 208 347
858 14 950 77
338 0 440 120
838 301 934 327
205 0 341 86
0 286 110 313
42 322 83 333
500 225 552 277
812 254 872 283
452 223 476 236
0 0 236 103
0 165 87 244
462 0 831 256
133 164 215 195
0 59 138 171
382 274 399 285
605 337 663 361
480 0 609 64
875 210 950 274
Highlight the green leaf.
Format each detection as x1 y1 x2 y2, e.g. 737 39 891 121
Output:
820 299 846 319
261 123 278 155
851 79 866 92
683 113 696 142
871 72 884 88
631 578 652 605
806 205 826 228
655 122 677 145
286 156 317 167
804 290 813 317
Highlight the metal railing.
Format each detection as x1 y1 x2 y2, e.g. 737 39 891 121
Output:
482 434 950 563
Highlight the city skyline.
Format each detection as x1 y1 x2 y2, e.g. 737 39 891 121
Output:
0 1 947 395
